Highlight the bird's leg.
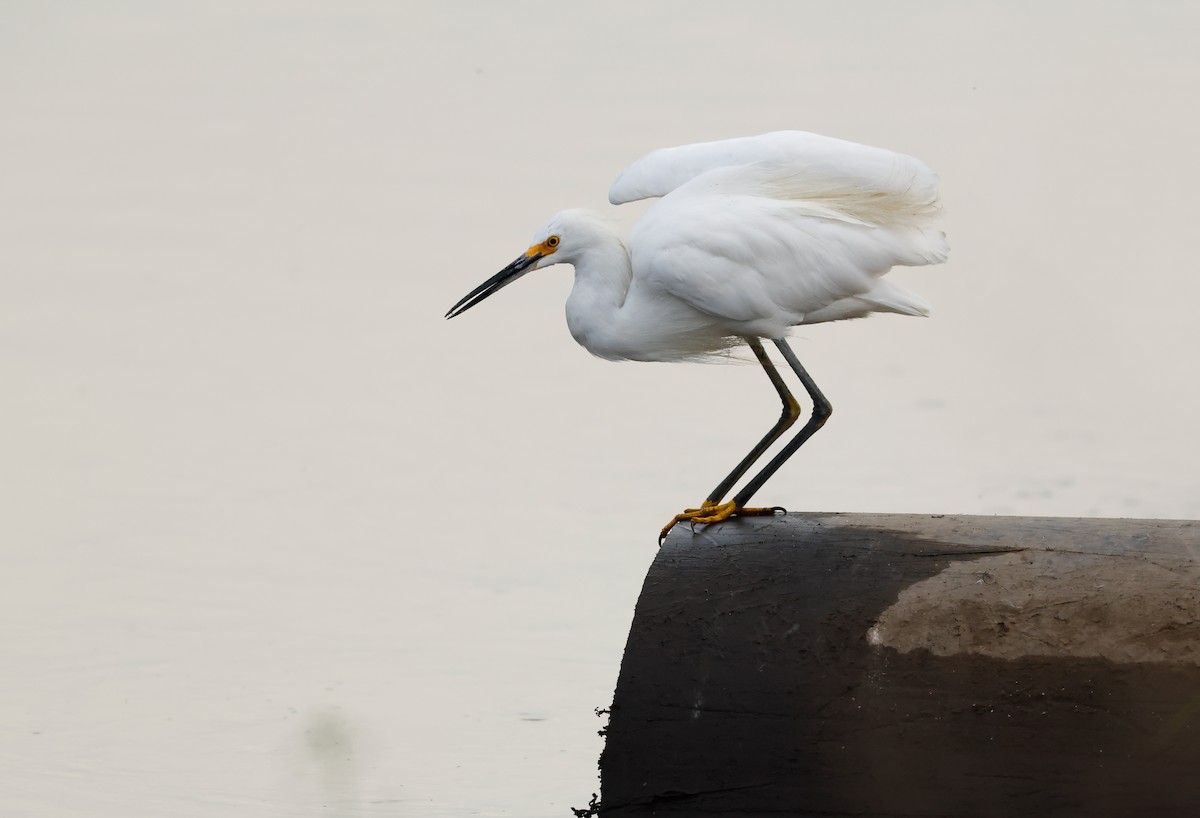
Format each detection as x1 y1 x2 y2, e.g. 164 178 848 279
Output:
729 338 832 509
659 338 801 543
703 338 803 506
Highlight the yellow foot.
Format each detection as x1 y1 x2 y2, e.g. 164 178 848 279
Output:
659 500 785 543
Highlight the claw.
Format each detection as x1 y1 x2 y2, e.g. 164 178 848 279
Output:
659 500 785 544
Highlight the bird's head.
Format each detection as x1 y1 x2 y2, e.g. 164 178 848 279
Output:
444 210 608 319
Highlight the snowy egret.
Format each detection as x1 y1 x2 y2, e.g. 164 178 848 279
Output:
446 131 948 541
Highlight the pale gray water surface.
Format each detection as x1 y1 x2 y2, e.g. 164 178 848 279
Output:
3 2 1199 816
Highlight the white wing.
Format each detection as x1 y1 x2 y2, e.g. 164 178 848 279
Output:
620 135 948 332
609 130 940 209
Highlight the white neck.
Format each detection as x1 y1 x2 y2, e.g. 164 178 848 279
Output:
563 228 633 360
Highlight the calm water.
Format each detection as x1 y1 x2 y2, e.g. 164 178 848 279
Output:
3 3 1199 816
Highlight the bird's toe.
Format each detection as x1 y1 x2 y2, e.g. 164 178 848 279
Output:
659 501 785 542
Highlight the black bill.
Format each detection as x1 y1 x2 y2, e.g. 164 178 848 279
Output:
445 253 542 319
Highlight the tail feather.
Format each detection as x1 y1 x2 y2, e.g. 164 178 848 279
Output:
860 278 930 317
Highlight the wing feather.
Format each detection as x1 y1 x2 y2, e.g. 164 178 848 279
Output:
608 130 941 213
626 155 947 332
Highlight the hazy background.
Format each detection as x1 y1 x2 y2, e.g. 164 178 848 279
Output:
3 2 1198 816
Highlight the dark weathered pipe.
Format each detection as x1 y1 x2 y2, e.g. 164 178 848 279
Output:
600 513 1200 817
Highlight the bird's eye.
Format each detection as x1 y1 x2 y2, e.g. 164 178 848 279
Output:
546 235 560 248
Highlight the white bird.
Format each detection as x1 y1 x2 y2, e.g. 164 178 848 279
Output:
446 131 948 541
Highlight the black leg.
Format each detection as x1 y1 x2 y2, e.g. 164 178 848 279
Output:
731 338 832 508
659 338 831 544
703 337 803 505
